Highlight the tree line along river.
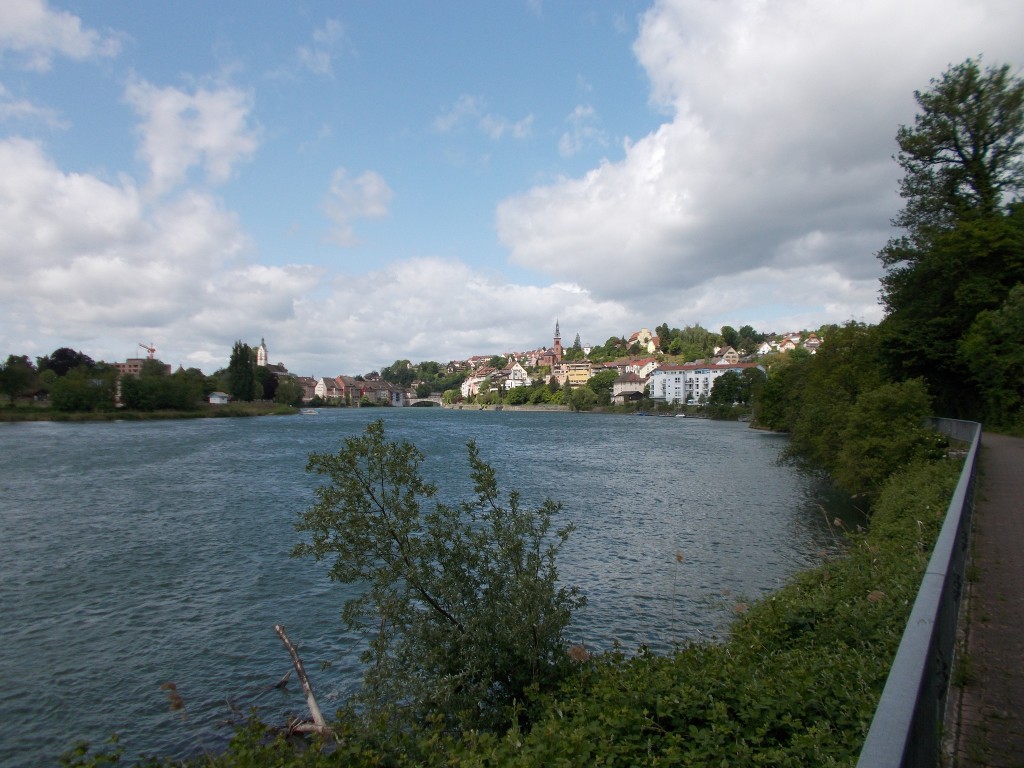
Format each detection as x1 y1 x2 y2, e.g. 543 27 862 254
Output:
0 408 859 767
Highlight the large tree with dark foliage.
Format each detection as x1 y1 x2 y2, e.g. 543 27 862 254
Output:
878 58 1024 418
0 355 36 404
36 347 95 377
227 340 260 402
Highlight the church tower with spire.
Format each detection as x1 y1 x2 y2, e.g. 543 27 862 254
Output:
552 320 563 363
256 337 269 367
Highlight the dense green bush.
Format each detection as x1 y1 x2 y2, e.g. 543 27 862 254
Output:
295 421 585 735
832 379 948 499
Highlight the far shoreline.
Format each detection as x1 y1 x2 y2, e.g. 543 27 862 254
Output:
0 402 298 423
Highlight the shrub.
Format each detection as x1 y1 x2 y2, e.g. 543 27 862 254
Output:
294 420 585 737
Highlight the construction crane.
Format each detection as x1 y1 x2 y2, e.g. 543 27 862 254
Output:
138 342 156 360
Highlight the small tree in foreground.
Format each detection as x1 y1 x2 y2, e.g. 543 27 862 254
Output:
294 420 585 734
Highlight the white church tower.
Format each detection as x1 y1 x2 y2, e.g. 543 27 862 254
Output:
256 337 269 367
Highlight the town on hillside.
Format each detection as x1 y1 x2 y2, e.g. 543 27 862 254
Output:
0 323 825 411
228 322 824 409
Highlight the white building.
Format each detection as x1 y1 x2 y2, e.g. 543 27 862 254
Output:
504 361 532 388
461 362 532 399
648 362 764 404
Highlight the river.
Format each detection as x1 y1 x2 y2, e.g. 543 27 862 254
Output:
0 408 855 766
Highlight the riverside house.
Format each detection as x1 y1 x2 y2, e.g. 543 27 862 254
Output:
648 361 764 405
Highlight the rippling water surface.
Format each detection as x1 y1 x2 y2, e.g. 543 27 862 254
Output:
0 409 852 766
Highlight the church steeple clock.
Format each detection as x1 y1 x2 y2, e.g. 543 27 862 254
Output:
553 320 563 362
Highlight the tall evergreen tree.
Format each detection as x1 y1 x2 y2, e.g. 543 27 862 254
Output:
227 340 259 401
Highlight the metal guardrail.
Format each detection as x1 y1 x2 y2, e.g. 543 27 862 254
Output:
856 418 982 767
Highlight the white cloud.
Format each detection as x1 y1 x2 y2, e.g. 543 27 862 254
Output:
124 78 260 197
266 258 632 374
433 94 481 133
497 0 1024 330
0 0 120 71
434 94 533 140
322 168 393 246
0 137 268 366
297 19 347 76
0 82 66 128
480 112 534 140
558 104 607 157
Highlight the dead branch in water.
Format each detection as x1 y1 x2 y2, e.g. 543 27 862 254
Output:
274 624 332 737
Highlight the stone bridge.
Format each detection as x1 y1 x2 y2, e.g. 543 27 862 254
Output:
406 394 444 406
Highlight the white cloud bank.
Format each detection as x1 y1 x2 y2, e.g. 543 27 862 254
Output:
496 0 1024 334
0 0 120 71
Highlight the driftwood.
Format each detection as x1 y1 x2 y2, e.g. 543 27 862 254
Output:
274 624 332 737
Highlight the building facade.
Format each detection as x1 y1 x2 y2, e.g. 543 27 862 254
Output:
648 362 763 404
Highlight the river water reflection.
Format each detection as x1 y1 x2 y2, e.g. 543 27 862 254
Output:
0 408 855 766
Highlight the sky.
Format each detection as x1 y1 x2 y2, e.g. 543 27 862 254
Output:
1 1 1021 377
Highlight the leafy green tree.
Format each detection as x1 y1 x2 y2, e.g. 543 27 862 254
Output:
708 370 742 406
121 369 201 411
273 376 303 406
227 341 260 401
600 336 625 357
36 347 95 377
0 355 36 404
741 367 766 403
586 369 618 406
765 324 886 471
720 325 739 349
707 369 764 419
380 360 415 388
960 283 1024 427
477 378 492 398
833 379 946 499
294 421 585 733
752 352 809 431
569 384 598 411
50 366 116 412
257 365 279 401
653 322 717 358
505 384 531 405
737 324 763 352
529 382 551 404
878 58 1024 416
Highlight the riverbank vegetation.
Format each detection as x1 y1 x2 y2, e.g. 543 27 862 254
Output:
0 401 296 422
